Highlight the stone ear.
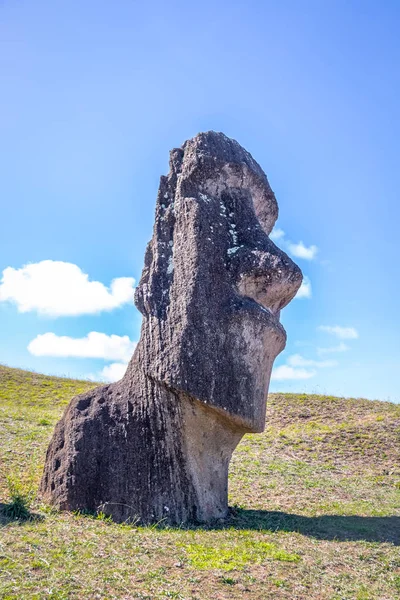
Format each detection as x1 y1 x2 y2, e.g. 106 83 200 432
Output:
134 179 176 320
134 241 154 316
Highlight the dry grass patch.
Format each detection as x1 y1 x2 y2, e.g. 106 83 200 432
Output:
1 365 400 599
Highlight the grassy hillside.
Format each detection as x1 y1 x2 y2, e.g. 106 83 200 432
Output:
1 364 400 599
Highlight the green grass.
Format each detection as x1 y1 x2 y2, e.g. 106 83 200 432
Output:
1 472 35 521
1 364 400 599
180 536 300 571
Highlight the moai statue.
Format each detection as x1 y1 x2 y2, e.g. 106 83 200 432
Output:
41 132 302 524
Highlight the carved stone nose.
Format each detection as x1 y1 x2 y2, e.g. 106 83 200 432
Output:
231 241 303 315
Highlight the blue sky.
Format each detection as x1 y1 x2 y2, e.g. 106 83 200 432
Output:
0 0 399 401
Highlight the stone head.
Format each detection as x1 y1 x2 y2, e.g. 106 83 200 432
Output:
133 132 302 432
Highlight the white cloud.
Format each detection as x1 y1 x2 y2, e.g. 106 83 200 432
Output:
272 350 338 381
271 365 316 380
270 228 318 261
295 275 312 299
318 325 359 339
28 332 137 362
87 361 129 383
0 260 135 317
317 342 349 355
269 227 285 241
287 354 337 368
100 362 128 382
286 241 318 261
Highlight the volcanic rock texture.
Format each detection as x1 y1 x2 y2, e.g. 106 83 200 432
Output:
40 132 302 524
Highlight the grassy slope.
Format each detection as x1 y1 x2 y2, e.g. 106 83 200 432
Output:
0 365 400 600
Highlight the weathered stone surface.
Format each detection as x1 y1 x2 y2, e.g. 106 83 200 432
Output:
40 131 302 524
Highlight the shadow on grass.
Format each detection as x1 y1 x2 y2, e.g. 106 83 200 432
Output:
0 502 45 526
3 501 398 545
212 508 400 545
78 506 400 545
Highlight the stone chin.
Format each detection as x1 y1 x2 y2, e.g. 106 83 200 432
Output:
225 309 286 433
